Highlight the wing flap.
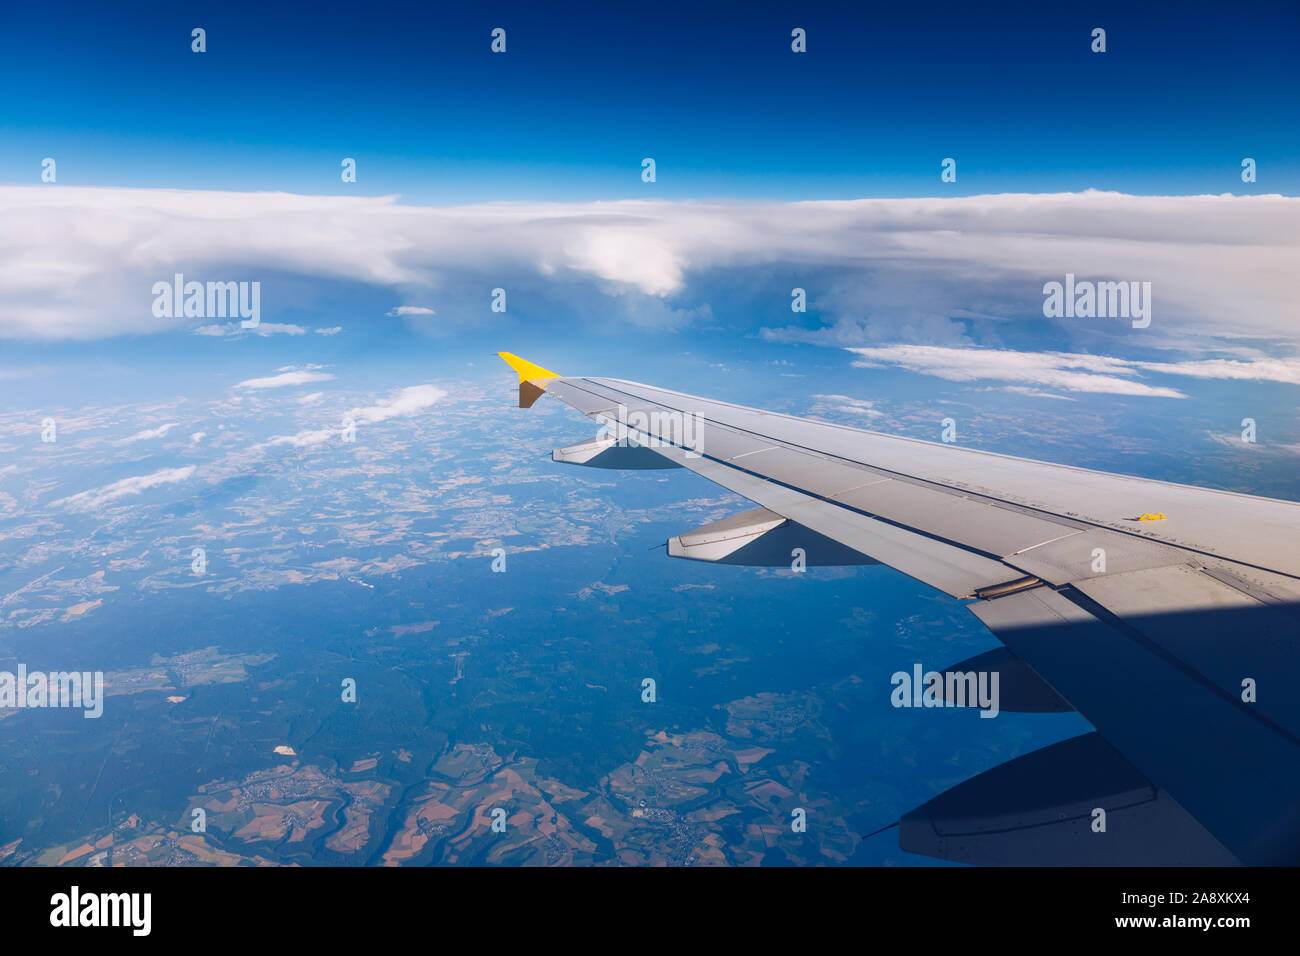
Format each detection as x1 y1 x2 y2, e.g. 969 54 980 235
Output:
1072 564 1300 733
1004 525 1189 585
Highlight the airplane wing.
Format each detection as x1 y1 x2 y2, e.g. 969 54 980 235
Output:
499 352 1300 866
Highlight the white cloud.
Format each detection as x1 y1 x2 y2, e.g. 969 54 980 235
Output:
2 187 1297 349
266 427 336 449
123 422 180 442
266 384 447 447
844 345 1300 397
51 465 196 513
386 306 435 317
1131 356 1300 385
193 322 306 337
847 345 1189 398
1205 432 1300 455
236 370 335 389
811 394 883 418
999 386 1077 401
314 326 342 335
295 392 325 405
349 384 446 423
190 431 206 443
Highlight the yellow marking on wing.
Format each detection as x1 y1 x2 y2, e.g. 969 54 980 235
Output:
497 352 560 383
498 352 561 408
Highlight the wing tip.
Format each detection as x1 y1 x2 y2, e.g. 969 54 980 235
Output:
498 352 561 408
498 351 561 383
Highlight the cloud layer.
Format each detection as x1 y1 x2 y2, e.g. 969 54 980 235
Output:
265 384 447 447
236 369 335 389
2 187 1296 350
845 345 1300 398
50 465 196 513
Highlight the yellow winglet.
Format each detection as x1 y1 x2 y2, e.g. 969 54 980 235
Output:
498 352 562 408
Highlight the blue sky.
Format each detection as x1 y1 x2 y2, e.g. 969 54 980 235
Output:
0 0 1297 449
2 0 1297 200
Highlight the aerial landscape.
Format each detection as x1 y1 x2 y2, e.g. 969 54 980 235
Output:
0 3 1296 914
